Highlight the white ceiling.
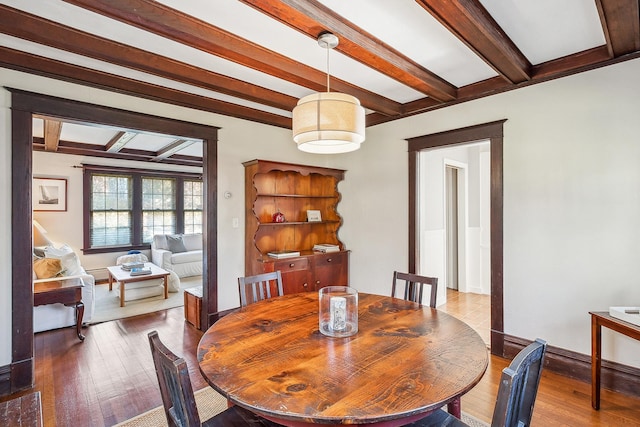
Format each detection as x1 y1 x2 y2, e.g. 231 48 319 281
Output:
1 0 635 160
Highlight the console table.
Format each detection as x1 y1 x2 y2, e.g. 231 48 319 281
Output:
34 277 85 341
589 311 640 409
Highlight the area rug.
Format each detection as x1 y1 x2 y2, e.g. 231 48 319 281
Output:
115 387 490 427
90 275 202 324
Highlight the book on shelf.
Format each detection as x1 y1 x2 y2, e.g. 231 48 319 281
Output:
313 244 340 253
121 262 145 271
129 267 152 276
267 251 301 259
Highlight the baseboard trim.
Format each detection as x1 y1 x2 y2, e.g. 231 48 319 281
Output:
0 364 10 396
501 333 640 399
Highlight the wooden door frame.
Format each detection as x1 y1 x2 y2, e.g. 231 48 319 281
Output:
407 120 505 355
8 88 218 392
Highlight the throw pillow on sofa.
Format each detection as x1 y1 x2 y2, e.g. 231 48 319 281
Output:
167 235 187 253
44 244 83 277
33 258 64 279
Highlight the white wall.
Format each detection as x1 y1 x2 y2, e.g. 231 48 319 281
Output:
2 57 640 371
343 58 640 368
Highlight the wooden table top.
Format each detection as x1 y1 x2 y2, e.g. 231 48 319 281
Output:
197 292 488 426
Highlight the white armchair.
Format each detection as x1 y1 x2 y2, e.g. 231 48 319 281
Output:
151 234 203 278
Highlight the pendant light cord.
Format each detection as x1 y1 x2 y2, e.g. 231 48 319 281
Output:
326 43 331 93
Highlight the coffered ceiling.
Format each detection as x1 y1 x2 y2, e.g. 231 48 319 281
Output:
1 0 639 162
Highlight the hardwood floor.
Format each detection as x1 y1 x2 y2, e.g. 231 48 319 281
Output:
1 305 639 426
439 288 491 346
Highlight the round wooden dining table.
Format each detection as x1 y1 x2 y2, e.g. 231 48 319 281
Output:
197 292 488 426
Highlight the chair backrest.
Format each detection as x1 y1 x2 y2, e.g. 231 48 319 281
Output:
148 331 200 427
391 271 438 308
491 338 547 427
238 271 284 307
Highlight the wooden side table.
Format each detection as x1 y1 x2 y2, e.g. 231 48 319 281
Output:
106 263 170 307
589 311 640 409
34 277 85 341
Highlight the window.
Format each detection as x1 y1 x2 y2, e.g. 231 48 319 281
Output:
183 180 203 234
142 177 176 242
90 174 132 247
83 165 201 253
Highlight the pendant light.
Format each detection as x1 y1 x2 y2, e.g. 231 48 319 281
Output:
292 33 365 154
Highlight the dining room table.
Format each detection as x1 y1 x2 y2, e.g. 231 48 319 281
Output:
197 291 488 427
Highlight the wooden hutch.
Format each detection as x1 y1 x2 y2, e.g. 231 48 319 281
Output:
243 159 349 294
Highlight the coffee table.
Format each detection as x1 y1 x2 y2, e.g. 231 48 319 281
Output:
106 263 170 307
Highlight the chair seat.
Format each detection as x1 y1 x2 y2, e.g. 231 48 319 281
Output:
404 409 468 426
204 404 281 426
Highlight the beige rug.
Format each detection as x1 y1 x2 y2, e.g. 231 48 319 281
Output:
115 387 490 427
90 275 202 324
114 387 228 427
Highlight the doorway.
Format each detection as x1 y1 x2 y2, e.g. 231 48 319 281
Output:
10 89 218 392
407 120 505 355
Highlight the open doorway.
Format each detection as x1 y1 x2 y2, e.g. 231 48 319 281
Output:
418 142 491 345
10 89 218 393
407 120 505 355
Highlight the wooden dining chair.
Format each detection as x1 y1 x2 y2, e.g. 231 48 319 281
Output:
238 271 284 307
147 331 278 426
391 271 438 308
406 338 548 427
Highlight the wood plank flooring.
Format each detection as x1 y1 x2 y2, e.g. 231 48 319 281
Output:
1 304 639 426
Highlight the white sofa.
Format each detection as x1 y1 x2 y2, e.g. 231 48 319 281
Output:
33 245 95 333
151 233 203 278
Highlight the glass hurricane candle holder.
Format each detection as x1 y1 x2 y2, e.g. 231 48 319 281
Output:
319 286 358 337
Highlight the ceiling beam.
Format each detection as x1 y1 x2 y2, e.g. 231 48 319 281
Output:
32 139 203 167
106 131 138 153
0 4 297 114
595 0 640 57
0 46 292 128
240 0 457 102
415 0 531 84
152 139 197 161
62 0 403 116
43 119 62 152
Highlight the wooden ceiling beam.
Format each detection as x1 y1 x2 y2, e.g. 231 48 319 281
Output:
415 0 531 84
62 0 403 116
105 131 137 153
595 0 640 57
152 139 196 161
240 0 456 102
0 4 297 114
0 46 292 129
43 119 62 152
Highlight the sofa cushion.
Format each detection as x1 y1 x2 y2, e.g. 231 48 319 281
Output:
33 258 64 279
170 250 203 265
167 235 187 253
182 234 203 251
153 234 168 250
44 245 83 276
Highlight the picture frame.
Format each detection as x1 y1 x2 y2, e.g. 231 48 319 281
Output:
33 177 67 212
307 209 322 222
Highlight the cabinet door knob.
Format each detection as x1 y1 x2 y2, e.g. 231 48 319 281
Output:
303 283 308 288
327 258 332 262
289 263 295 268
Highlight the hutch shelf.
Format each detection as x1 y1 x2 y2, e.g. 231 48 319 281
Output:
243 159 349 294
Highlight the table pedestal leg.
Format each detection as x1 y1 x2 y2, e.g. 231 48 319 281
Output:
447 397 461 418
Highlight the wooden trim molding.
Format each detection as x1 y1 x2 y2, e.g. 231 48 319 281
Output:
407 120 506 356
502 334 640 399
0 364 11 396
7 88 218 395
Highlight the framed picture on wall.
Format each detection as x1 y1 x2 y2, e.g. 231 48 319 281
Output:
33 177 67 211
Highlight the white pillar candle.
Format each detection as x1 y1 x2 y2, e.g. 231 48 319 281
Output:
330 296 347 331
